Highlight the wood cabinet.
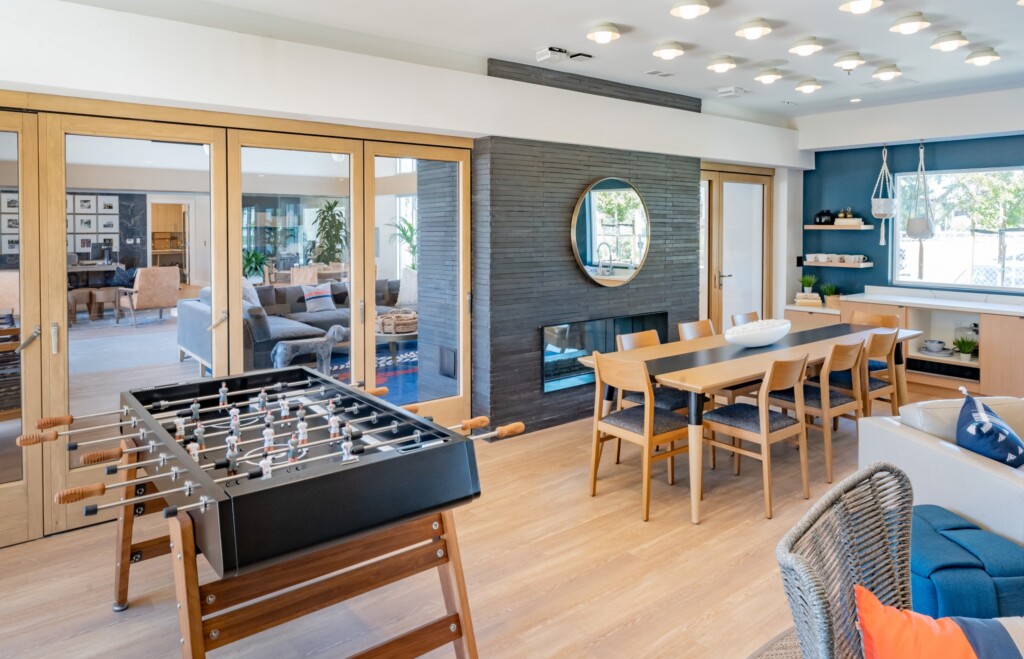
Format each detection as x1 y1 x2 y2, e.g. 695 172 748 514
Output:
980 314 1024 396
783 309 840 328
839 300 907 328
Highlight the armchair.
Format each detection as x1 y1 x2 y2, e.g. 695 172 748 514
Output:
116 266 180 327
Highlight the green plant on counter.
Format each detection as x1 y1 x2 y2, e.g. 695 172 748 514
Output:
242 249 267 278
799 274 818 289
820 283 838 296
953 336 978 355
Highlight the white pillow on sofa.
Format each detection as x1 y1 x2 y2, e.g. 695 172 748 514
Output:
396 267 417 307
301 283 335 313
900 397 1024 443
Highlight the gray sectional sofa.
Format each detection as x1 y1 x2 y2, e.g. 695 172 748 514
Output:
177 280 403 371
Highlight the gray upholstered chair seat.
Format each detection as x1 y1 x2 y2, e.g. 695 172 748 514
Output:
602 406 688 435
703 403 798 433
771 383 855 409
623 388 689 411
867 359 888 372
810 371 889 391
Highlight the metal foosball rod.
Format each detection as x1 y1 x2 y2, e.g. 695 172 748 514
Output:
146 378 312 412
161 385 331 425
83 467 264 517
196 402 361 446
53 466 188 504
34 406 132 429
15 416 141 445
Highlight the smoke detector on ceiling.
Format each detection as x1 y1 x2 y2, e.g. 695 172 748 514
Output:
717 86 751 98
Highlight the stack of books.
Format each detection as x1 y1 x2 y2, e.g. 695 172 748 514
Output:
794 292 823 307
835 217 864 227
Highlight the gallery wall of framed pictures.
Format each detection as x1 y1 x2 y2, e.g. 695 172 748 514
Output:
66 193 119 256
1 190 18 255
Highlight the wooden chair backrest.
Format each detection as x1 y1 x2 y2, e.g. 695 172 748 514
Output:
731 311 760 328
133 266 180 308
763 355 809 394
851 310 900 328
679 319 716 340
593 351 652 396
866 329 899 362
616 329 661 352
821 341 864 408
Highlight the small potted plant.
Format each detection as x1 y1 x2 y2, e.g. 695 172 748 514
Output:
820 283 840 309
799 274 817 294
953 336 978 363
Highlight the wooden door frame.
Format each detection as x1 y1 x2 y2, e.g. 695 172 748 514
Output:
364 142 471 424
226 130 365 379
39 114 228 534
0 111 43 547
702 168 774 330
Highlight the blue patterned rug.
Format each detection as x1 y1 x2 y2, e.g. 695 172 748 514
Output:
330 340 418 406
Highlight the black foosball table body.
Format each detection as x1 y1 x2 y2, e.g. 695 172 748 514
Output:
122 366 480 577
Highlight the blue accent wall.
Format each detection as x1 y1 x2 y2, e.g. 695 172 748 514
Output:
802 134 1024 295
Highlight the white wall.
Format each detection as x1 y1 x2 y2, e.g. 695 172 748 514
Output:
772 169 803 317
795 87 1024 152
1 0 812 170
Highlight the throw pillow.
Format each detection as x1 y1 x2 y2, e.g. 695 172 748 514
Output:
956 388 1024 468
301 283 335 313
240 278 262 308
396 267 418 307
855 584 1024 659
111 267 136 287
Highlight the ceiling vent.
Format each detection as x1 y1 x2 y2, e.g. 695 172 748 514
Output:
645 70 675 77
717 86 751 98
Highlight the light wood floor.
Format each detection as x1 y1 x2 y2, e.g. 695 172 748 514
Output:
0 386 947 658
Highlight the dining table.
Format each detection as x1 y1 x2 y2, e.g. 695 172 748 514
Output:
577 319 922 524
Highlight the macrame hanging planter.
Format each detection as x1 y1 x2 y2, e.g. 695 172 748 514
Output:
871 146 895 246
906 142 936 279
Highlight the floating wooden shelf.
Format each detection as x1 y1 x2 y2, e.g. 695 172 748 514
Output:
909 349 980 369
803 261 874 269
804 223 873 231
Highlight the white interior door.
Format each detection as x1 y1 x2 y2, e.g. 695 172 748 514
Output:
720 180 765 324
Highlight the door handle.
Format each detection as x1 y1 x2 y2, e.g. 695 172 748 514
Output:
14 325 41 355
50 322 59 354
206 310 228 332
359 300 365 324
718 272 733 289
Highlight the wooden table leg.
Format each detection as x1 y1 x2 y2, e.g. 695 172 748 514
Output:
687 392 704 525
895 363 909 409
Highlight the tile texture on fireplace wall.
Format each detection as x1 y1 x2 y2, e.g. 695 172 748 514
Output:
472 137 700 431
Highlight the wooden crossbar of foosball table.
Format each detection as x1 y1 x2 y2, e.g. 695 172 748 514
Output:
168 510 478 658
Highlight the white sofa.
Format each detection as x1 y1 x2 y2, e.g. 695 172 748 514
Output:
859 396 1024 545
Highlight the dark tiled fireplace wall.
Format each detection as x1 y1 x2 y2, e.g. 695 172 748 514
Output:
471 137 700 431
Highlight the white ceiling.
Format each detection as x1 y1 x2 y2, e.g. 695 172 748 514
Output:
69 0 1024 120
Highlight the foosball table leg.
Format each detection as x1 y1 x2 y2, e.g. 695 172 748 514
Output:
437 510 478 659
168 512 205 659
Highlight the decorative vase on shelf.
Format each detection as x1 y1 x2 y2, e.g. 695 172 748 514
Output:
959 352 972 363
803 287 813 294
825 295 840 309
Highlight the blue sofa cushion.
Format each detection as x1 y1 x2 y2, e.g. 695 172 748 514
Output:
956 393 1024 468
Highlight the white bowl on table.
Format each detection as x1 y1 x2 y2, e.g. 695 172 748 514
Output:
723 319 792 348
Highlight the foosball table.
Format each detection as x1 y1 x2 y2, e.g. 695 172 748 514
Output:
18 366 524 658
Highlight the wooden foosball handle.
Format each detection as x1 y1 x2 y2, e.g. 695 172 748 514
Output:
37 415 74 430
80 447 124 465
401 404 420 414
15 430 59 447
496 422 526 439
460 416 490 431
54 482 106 504
365 386 389 397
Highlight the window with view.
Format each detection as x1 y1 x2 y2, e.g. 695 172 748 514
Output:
893 167 1024 291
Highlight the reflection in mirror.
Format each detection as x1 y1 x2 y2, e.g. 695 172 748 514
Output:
571 178 650 287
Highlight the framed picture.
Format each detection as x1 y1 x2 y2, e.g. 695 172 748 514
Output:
74 195 97 213
66 234 74 252
2 236 19 255
76 234 96 252
1 215 18 235
97 195 119 215
75 215 97 232
97 233 119 251
66 195 73 213
98 215 119 233
1 193 18 212
66 215 73 232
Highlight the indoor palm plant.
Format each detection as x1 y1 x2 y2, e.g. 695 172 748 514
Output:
313 200 350 265
388 217 418 270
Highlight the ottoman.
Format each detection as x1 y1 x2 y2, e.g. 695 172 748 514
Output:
911 505 1024 618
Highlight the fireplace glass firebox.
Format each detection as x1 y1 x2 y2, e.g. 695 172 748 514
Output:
541 312 668 393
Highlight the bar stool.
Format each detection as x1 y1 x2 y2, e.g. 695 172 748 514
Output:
702 355 810 519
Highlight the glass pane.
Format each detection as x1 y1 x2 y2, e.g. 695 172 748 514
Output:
0 132 22 485
240 147 353 381
374 156 459 405
721 181 763 323
65 136 211 467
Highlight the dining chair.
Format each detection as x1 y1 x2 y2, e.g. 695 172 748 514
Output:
768 341 864 483
811 329 898 417
678 318 715 340
731 310 760 327
701 355 811 519
613 330 689 463
590 351 691 521
849 310 900 374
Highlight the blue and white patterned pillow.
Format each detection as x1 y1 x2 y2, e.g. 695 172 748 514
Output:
301 283 335 313
956 389 1024 468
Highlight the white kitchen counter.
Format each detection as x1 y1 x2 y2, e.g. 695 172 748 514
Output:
842 292 1024 317
784 304 840 315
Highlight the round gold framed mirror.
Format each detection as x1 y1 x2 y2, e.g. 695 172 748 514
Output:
570 178 650 287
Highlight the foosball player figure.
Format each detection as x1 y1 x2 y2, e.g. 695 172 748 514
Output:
326 397 337 417
257 388 268 411
296 403 307 425
297 418 308 444
286 432 300 462
174 416 186 442
187 440 201 462
341 438 353 461
278 396 290 424
262 422 275 450
193 420 206 449
328 413 341 440
218 381 229 411
225 439 240 476
224 429 237 449
263 409 274 427
259 452 273 480
189 398 201 421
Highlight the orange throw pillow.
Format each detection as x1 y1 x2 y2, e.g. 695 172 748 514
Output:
855 585 976 659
